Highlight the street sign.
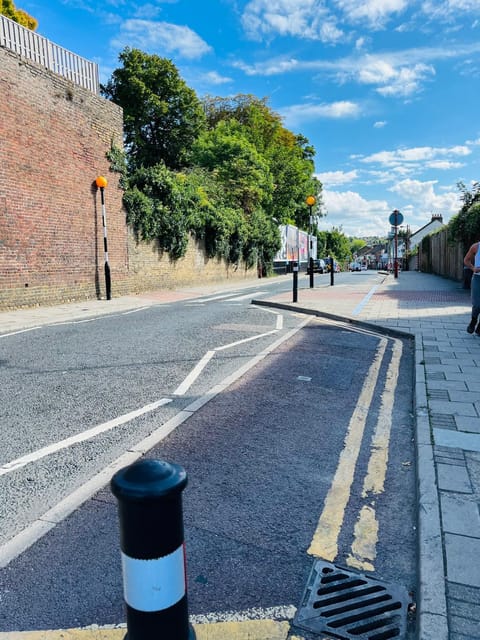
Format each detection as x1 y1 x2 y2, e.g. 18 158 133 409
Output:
389 210 404 226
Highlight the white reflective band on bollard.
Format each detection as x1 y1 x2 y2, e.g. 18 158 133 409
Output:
121 544 186 612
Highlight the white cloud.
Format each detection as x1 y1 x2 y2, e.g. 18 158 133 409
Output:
241 0 344 42
390 179 461 226
280 100 361 126
421 0 480 21
375 63 435 97
319 189 391 236
200 71 232 85
318 180 462 237
389 178 461 214
426 161 464 169
316 170 358 186
361 145 471 166
374 121 387 128
232 57 300 76
335 0 409 28
232 42 480 98
111 20 212 59
340 56 435 97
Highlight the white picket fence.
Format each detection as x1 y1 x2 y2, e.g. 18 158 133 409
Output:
0 14 99 94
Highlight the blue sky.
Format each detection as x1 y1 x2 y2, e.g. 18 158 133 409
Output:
17 0 480 237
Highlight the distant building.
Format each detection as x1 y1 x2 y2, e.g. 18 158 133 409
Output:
382 215 444 272
409 214 444 250
409 214 444 270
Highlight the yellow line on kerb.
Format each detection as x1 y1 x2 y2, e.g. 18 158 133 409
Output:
307 338 388 560
0 620 291 640
362 339 403 498
347 338 403 572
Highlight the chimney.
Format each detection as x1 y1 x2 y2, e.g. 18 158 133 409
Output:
431 214 443 223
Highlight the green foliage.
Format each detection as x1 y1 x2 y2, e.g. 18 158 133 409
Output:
317 228 351 261
181 168 249 263
350 238 367 253
448 182 480 247
1 0 37 29
202 94 323 228
192 119 273 216
104 54 319 268
101 48 206 171
124 163 191 258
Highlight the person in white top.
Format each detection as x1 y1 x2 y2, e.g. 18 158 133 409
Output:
463 241 480 334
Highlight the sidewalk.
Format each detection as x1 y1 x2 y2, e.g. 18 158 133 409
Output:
1 271 479 639
255 270 480 640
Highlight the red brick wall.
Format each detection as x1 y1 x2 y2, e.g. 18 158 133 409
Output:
0 48 255 310
0 47 127 308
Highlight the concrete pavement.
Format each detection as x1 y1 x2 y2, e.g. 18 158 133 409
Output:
1 270 479 639
254 269 480 640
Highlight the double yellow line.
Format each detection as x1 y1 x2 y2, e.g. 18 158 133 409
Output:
308 333 403 571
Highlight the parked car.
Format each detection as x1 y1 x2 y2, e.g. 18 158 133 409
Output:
349 261 367 271
307 258 326 274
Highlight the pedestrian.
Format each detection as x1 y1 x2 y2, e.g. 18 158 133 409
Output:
463 241 480 334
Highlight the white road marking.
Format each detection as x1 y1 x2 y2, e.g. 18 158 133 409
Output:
195 293 239 302
0 316 312 567
0 398 172 477
173 316 283 395
122 306 150 315
214 329 278 351
173 351 216 395
352 284 379 316
226 292 267 301
0 327 41 338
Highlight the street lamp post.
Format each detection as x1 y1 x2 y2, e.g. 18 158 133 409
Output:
306 195 316 288
96 176 111 300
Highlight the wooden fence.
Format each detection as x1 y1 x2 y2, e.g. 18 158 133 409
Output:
417 226 465 282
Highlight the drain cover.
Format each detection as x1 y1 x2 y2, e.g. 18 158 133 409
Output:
294 560 411 640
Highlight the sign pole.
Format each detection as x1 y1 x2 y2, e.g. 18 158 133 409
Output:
388 209 404 280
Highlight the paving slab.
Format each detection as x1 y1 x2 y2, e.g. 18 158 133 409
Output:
445 534 480 588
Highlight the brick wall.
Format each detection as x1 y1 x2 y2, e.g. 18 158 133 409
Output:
0 47 255 310
0 47 127 308
122 229 252 296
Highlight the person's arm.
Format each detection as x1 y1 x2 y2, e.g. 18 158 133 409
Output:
464 244 478 272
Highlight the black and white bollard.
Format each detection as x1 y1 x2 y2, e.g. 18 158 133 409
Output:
111 458 196 640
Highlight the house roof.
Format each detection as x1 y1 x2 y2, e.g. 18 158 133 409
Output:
410 215 443 238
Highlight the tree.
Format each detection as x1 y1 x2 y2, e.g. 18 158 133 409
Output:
350 238 367 254
105 60 319 269
192 119 273 216
201 94 323 229
317 228 351 261
448 181 480 247
101 48 206 171
1 0 37 29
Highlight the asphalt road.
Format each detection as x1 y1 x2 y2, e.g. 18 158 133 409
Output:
0 282 300 544
0 277 417 636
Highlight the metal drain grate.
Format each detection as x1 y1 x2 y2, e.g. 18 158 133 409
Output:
294 560 411 640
